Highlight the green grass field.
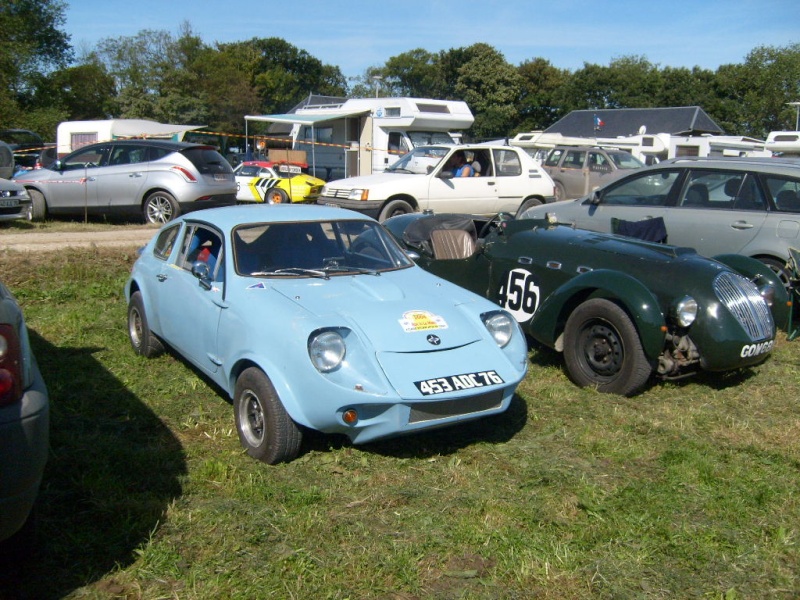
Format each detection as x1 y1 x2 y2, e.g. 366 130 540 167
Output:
1 244 798 599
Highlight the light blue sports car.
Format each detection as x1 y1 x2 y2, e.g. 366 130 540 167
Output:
124 205 528 463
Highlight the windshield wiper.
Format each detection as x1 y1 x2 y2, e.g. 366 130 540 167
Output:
250 267 329 279
322 265 380 276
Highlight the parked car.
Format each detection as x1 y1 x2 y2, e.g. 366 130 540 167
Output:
12 144 57 176
233 160 324 204
383 211 789 396
124 204 528 463
317 144 556 221
14 140 236 224
0 179 32 222
0 141 14 179
0 279 49 545
520 156 800 287
542 145 644 200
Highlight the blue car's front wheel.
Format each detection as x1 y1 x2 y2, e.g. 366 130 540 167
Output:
234 368 302 464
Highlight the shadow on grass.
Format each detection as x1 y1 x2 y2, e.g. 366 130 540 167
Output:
163 345 529 464
1 332 187 600
301 393 529 461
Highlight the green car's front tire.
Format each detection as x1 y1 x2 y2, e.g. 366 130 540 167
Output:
563 298 652 396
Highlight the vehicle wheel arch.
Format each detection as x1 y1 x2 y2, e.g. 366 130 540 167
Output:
378 195 418 221
384 194 418 210
531 269 666 361
141 187 181 224
227 356 314 429
749 254 791 290
516 195 546 218
25 186 48 221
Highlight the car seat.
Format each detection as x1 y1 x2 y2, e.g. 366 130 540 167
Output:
776 189 800 211
683 183 709 207
430 229 477 260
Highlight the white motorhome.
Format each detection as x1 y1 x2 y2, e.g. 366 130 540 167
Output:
56 119 204 156
766 131 800 156
511 130 771 165
245 97 474 180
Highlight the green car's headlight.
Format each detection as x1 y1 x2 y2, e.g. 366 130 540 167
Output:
759 283 776 308
674 296 698 327
308 330 346 372
482 311 515 348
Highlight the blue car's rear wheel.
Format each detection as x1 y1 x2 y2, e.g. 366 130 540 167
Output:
234 367 302 464
563 298 652 396
127 291 164 358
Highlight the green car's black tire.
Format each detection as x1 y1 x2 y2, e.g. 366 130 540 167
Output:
563 298 652 396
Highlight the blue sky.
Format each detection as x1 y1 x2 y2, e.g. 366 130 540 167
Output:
64 0 799 81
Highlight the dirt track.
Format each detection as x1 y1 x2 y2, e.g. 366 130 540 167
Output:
0 228 156 252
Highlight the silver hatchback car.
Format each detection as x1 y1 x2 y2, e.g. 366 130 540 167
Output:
15 140 236 224
522 156 800 285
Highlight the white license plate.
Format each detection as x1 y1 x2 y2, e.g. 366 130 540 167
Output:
414 370 505 396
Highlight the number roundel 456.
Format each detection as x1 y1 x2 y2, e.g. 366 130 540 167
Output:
497 268 540 322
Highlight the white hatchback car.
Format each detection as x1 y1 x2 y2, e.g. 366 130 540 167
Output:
317 144 556 221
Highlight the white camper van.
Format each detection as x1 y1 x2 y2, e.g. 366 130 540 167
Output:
56 119 204 156
511 131 770 165
766 131 800 156
245 97 474 180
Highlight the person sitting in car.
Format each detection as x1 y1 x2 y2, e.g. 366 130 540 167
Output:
446 151 473 177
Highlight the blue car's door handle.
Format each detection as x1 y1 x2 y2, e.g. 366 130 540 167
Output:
157 274 167 282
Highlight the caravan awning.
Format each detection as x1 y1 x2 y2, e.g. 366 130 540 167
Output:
244 109 370 126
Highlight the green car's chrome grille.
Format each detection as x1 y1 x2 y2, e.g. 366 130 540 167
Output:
713 272 774 341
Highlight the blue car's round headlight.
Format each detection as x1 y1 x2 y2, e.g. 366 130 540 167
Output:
308 330 346 372
674 296 698 327
483 311 515 348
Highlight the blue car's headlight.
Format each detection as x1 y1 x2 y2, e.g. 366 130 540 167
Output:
674 296 698 327
482 311 515 348
308 330 346 372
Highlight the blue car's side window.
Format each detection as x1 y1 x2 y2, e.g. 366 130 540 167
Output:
153 224 181 260
181 225 224 281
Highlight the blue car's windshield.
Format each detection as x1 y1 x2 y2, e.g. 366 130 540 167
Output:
233 219 414 277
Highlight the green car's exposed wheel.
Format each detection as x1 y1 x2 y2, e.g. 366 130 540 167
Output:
563 298 652 396
234 367 302 464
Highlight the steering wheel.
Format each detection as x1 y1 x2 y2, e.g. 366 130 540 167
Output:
478 212 514 238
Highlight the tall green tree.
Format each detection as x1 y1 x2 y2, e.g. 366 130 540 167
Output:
731 43 800 137
452 44 522 140
0 0 72 131
515 58 569 133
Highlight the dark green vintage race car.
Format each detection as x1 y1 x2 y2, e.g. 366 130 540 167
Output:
384 212 791 396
